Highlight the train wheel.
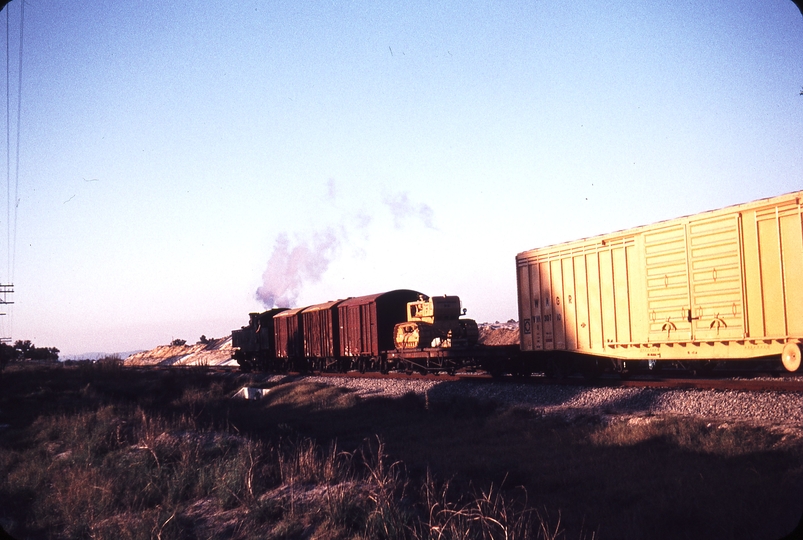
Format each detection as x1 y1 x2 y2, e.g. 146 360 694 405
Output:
782 342 802 373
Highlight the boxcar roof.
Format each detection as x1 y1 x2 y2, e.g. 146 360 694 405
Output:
274 306 306 318
337 289 423 308
255 308 289 317
517 189 803 258
303 299 347 312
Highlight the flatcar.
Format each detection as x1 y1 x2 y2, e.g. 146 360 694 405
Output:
516 190 803 374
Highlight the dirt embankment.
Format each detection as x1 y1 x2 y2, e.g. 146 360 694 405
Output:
125 336 235 367
477 322 520 346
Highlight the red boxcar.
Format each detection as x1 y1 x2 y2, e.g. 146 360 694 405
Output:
302 299 346 359
338 289 422 359
273 306 306 359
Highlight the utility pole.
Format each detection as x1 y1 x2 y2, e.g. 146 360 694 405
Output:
0 283 13 343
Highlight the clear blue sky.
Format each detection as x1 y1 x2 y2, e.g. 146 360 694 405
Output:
2 0 801 355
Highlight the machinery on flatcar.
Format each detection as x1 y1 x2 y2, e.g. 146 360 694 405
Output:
394 295 479 350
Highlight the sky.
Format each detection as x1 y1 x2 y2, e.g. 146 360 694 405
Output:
0 0 800 355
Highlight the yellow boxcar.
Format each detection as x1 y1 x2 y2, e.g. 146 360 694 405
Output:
516 191 803 372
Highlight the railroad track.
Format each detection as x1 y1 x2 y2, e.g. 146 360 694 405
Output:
289 369 803 393
127 363 803 392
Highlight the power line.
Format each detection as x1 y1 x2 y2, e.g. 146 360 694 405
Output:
12 0 22 286
2 0 21 344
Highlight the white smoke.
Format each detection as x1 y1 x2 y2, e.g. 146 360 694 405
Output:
382 191 436 229
255 227 342 308
255 186 435 309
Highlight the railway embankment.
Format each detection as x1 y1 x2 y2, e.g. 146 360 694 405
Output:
125 336 235 367
263 373 803 434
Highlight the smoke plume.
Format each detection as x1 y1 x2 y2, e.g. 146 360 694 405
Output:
255 228 342 308
255 186 435 309
382 191 436 229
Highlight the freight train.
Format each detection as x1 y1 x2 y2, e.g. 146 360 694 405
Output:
233 191 803 376
231 290 516 375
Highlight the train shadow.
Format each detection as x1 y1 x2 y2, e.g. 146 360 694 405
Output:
424 377 672 418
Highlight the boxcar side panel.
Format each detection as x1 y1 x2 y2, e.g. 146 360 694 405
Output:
550 258 566 349
599 249 616 348
573 254 590 351
627 241 649 342
742 208 764 338
562 257 577 350
612 245 631 344
274 308 305 359
643 224 691 341
686 214 745 340
757 209 786 337
780 204 803 335
530 263 543 350
361 304 377 356
302 303 341 359
586 252 603 351
338 304 362 357
540 262 554 350
517 264 533 351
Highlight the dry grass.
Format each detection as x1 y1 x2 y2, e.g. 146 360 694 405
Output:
0 365 565 539
1 363 802 539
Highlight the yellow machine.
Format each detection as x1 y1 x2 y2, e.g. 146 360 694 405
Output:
394 295 479 350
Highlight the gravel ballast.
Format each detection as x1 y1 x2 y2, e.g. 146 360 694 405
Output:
270 375 803 430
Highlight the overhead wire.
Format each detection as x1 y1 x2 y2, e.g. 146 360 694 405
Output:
12 0 22 287
6 4 10 287
2 0 22 342
4 4 10 342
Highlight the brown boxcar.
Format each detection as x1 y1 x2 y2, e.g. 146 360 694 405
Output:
302 299 345 359
273 306 306 359
338 289 422 359
516 190 803 371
